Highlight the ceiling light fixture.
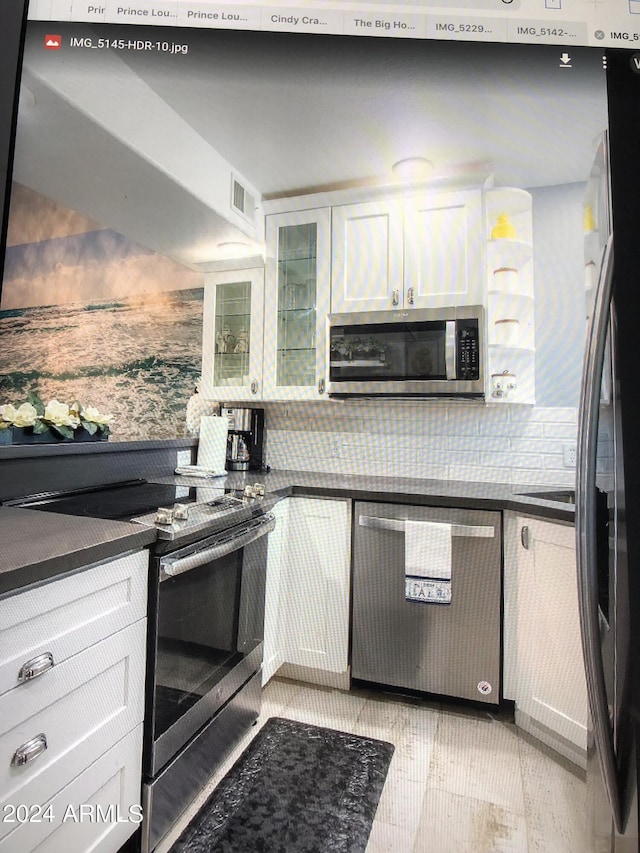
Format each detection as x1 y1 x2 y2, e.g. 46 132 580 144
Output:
391 157 434 181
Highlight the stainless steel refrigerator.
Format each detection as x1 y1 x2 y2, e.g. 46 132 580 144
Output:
576 53 640 852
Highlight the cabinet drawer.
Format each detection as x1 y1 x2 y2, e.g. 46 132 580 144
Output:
0 619 146 840
0 724 143 853
0 550 148 697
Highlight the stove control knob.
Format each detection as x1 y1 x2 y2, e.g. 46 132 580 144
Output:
173 503 190 521
155 506 174 525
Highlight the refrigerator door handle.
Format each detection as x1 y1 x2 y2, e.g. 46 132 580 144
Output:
576 234 623 833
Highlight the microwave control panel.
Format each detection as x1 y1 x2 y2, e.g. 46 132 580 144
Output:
457 321 480 380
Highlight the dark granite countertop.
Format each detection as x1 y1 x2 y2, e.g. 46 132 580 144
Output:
0 507 156 596
153 468 576 524
1 467 574 598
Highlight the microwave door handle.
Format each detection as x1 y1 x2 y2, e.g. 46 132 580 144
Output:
445 321 456 379
160 514 276 580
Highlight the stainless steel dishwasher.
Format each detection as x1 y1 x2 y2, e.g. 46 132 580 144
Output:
352 501 502 704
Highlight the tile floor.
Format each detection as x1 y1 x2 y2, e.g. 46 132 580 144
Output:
158 677 586 853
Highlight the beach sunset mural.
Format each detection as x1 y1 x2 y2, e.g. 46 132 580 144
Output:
0 183 204 440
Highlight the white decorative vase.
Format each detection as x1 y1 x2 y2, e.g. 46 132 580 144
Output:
186 394 219 436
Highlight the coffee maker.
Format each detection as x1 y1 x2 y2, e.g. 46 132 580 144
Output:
221 407 265 471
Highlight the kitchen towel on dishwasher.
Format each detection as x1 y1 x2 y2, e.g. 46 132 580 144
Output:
404 520 452 580
196 415 229 473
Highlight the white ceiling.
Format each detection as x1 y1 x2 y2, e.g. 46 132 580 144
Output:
13 25 609 266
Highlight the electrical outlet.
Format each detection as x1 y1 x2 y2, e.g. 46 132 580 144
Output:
330 438 341 458
177 450 192 467
563 445 577 467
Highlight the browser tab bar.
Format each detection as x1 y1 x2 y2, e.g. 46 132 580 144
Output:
261 7 343 34
344 11 425 39
176 4 261 30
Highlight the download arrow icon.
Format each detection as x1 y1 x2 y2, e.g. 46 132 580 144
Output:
560 52 572 66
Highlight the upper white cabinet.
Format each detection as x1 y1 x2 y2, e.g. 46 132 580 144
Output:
331 189 483 314
263 208 331 400
331 199 403 313
503 512 587 767
485 188 535 404
202 268 265 401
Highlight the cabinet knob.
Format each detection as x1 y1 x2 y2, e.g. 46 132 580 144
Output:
391 289 400 307
407 287 415 306
250 380 258 395
317 378 325 395
520 526 530 550
11 733 48 767
18 652 54 683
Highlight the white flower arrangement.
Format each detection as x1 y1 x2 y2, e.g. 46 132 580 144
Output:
0 390 113 439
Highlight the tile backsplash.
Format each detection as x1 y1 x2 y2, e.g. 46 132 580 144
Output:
261 401 577 487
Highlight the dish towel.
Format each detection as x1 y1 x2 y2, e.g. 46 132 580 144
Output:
195 415 229 473
404 520 452 580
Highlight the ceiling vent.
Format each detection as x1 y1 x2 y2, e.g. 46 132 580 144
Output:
231 176 256 225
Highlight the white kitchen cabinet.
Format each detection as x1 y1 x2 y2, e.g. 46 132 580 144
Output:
0 550 148 853
503 512 587 767
263 208 331 400
0 725 143 853
262 497 290 685
331 199 404 314
202 268 265 401
282 497 351 678
264 497 351 687
331 190 483 314
404 190 484 309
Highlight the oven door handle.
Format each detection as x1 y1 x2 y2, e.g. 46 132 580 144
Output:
159 513 276 580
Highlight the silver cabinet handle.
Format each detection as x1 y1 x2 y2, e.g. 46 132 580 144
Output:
520 526 530 550
317 378 325 395
18 652 54 683
407 286 415 306
358 515 494 538
250 380 258 394
11 733 47 767
391 289 400 307
575 234 622 832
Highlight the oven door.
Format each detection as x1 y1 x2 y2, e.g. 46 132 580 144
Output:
145 512 275 777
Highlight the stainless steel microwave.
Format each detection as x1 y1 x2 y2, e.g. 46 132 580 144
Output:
327 306 485 398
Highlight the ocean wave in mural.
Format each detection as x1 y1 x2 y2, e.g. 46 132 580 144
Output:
0 288 203 441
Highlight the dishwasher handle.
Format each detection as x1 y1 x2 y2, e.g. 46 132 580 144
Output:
358 515 495 538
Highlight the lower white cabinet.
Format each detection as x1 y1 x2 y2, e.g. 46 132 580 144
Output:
263 497 351 687
0 725 143 853
262 498 289 685
0 550 148 853
504 512 588 766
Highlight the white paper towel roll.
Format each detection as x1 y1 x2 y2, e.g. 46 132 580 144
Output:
196 416 228 473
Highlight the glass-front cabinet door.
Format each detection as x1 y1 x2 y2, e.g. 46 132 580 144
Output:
263 208 331 400
202 268 264 401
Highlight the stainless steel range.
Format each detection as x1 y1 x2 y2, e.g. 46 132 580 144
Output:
4 480 276 852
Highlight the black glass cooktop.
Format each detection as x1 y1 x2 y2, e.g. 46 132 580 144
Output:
4 480 206 521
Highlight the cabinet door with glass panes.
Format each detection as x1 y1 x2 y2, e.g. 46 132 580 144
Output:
202 268 264 401
263 209 331 400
